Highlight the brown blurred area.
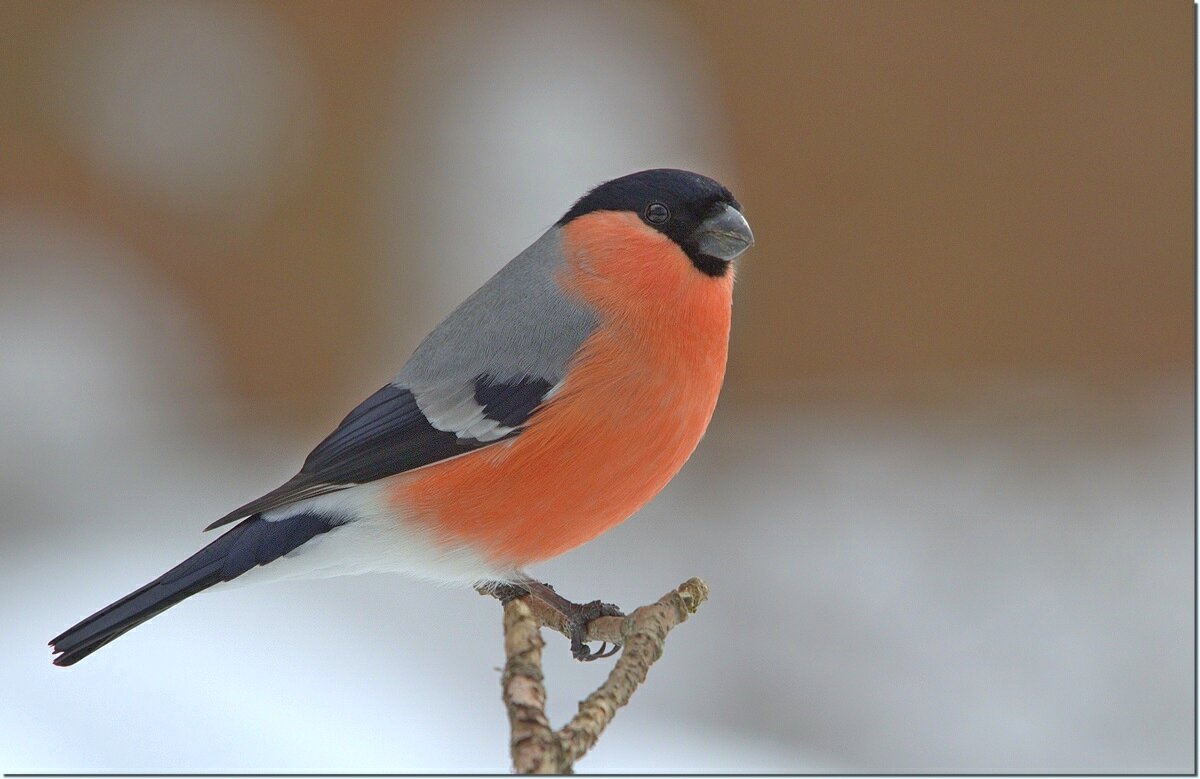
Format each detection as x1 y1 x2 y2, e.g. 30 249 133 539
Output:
1 1 1190 425
713 0 1193 402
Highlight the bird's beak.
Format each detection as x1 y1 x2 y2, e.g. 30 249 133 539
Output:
694 204 754 262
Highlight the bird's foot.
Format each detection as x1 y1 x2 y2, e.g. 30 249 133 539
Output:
564 599 624 661
489 579 624 662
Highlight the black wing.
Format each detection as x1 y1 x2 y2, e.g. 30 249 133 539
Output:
205 376 553 530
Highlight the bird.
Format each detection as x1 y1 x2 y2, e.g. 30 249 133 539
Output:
49 168 753 666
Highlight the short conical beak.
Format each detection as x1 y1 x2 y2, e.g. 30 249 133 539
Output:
694 204 754 261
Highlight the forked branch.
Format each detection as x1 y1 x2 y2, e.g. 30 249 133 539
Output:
495 577 710 773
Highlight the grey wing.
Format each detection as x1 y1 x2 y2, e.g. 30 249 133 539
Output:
206 226 597 531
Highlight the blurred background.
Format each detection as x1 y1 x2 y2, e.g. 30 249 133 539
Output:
0 0 1193 772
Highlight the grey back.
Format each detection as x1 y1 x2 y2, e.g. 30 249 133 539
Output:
396 227 599 390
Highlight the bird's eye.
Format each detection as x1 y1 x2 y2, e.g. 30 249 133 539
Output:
645 202 670 224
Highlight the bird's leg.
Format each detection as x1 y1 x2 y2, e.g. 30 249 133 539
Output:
487 577 624 661
523 579 624 662
487 581 530 606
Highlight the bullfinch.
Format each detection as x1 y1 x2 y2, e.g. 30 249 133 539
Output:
49 168 754 665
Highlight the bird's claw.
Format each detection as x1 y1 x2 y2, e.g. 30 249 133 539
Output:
572 639 621 661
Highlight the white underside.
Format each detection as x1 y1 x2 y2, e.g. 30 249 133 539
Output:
208 482 515 591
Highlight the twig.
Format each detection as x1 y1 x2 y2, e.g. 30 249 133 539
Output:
501 600 559 773
496 577 710 773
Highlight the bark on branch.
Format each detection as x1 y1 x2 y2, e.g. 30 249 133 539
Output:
494 577 710 773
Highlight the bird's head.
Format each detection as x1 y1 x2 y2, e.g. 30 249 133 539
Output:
556 169 753 281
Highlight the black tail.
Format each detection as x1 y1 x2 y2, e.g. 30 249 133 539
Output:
50 511 340 666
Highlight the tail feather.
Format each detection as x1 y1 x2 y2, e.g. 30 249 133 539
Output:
50 511 339 666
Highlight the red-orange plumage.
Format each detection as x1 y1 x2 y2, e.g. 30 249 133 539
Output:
391 211 734 568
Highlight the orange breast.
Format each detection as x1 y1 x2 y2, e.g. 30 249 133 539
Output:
392 212 734 568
